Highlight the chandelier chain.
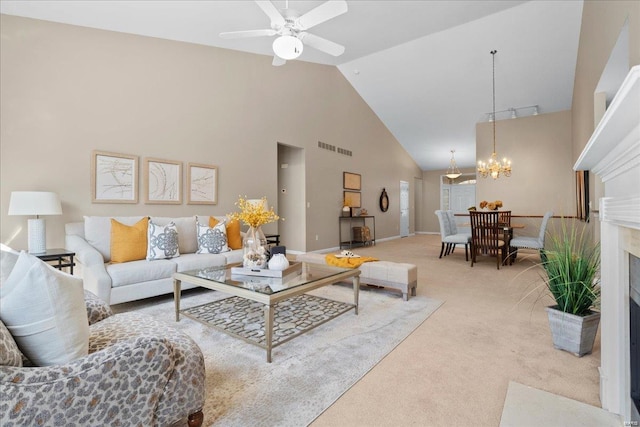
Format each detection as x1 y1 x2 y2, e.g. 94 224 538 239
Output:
492 49 496 154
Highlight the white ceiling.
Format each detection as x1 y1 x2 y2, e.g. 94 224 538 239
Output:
0 0 584 171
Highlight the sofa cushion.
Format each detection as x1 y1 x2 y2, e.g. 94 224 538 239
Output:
196 221 229 254
172 253 227 272
147 220 180 260
111 217 149 263
150 216 197 254
0 251 89 366
85 216 146 262
106 259 177 288
223 249 244 264
210 216 242 250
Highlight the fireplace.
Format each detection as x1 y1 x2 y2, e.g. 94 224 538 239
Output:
574 65 639 423
631 254 640 420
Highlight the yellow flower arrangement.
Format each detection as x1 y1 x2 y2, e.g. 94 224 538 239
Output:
227 196 280 228
479 200 503 210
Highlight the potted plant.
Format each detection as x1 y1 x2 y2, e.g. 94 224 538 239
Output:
541 220 601 357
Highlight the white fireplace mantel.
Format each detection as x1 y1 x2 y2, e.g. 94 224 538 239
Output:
575 65 640 423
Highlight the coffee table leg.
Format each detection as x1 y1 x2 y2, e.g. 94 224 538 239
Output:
264 303 274 363
353 275 360 315
174 278 182 322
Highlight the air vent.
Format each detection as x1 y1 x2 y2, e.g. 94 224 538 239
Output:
318 141 352 157
318 141 336 152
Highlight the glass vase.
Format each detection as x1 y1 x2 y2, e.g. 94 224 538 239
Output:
243 226 268 269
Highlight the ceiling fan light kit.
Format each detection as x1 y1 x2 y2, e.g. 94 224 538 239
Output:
220 0 347 66
273 35 303 60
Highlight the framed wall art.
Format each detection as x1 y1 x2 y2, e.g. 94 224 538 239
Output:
343 191 361 208
144 158 182 204
187 162 218 205
91 150 138 204
343 172 361 190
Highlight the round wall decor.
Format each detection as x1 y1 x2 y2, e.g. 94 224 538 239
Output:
379 188 389 212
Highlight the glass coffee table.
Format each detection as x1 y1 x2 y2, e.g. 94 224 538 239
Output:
173 262 360 362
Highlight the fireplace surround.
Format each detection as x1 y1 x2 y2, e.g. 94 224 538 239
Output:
631 254 639 419
575 65 639 424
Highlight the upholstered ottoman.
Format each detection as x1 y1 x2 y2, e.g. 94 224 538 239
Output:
296 253 418 301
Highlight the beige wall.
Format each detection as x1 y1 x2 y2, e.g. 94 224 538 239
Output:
571 0 640 221
420 111 574 234
572 0 640 163
476 110 575 217
0 15 422 252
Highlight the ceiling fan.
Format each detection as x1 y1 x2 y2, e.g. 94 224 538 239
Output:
220 0 348 66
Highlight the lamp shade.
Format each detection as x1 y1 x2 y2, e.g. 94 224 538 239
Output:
272 36 303 60
8 191 62 216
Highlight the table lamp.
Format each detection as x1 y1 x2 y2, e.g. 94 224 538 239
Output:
8 191 62 254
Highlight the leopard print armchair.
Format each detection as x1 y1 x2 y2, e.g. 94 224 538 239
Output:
0 291 205 427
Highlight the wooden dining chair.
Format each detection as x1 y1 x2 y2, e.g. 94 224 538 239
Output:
470 211 508 269
498 210 512 227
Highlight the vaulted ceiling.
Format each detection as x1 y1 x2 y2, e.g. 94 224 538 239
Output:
0 1 584 170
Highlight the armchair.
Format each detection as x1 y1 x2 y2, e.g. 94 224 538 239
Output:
0 291 205 427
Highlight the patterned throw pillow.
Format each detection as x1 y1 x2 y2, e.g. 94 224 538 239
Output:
196 221 229 254
209 217 242 249
147 220 180 260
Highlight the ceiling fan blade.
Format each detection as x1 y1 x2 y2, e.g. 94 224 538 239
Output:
255 0 285 27
272 56 286 66
299 32 345 56
220 29 277 39
297 0 348 30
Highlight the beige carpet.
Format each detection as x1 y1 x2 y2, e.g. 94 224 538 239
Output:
310 234 601 427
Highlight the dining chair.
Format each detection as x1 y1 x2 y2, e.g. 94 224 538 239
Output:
470 210 508 269
498 210 512 227
435 210 471 261
509 211 554 260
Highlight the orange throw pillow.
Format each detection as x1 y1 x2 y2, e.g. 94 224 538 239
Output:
111 217 148 263
209 217 242 250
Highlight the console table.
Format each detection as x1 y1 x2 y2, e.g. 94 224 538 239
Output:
339 215 376 249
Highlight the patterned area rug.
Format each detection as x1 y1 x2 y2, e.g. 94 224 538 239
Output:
182 294 354 348
115 284 443 426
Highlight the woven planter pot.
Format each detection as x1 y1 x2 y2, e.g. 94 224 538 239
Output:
545 306 601 357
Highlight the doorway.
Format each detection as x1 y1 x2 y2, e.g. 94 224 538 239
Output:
277 143 305 252
400 180 409 237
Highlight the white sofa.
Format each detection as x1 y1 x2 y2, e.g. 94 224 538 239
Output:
65 215 243 305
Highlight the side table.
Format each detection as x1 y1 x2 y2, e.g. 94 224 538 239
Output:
35 248 76 274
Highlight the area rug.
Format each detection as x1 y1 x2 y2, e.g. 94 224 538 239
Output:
114 284 443 426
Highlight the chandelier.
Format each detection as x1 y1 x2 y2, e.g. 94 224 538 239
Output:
478 50 512 179
445 150 461 179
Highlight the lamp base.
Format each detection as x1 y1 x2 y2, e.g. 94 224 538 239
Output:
28 218 46 254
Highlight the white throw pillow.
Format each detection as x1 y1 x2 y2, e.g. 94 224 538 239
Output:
147 220 180 260
0 251 89 366
1 244 19 286
196 221 229 254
